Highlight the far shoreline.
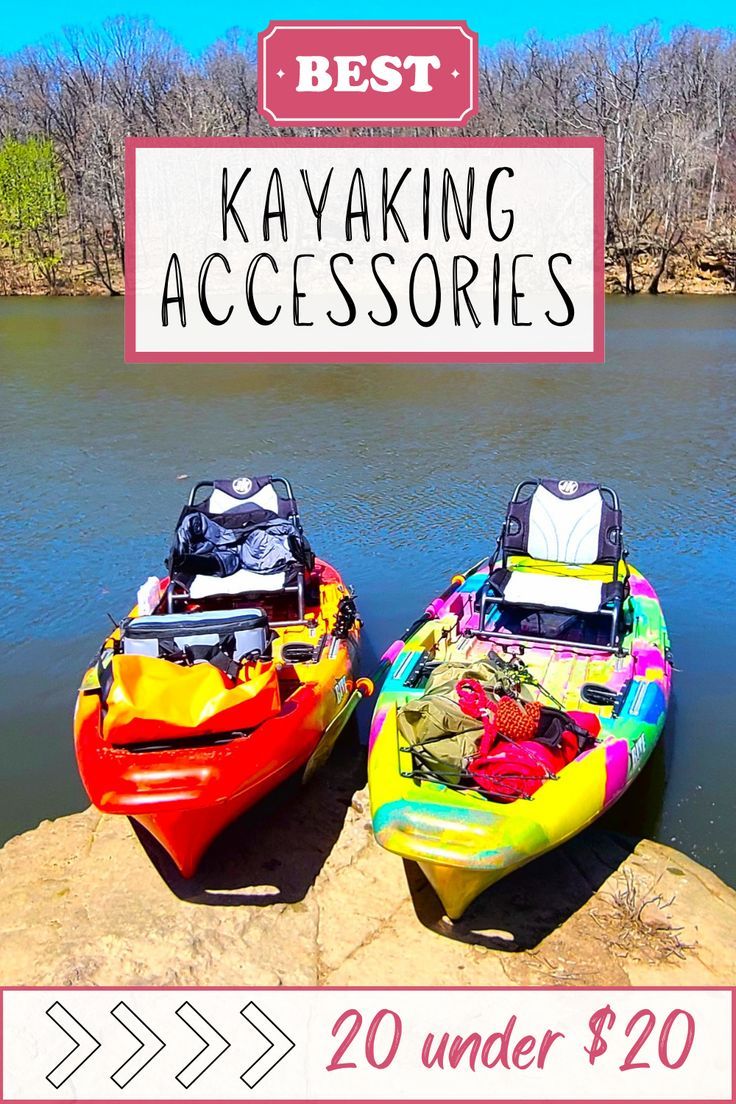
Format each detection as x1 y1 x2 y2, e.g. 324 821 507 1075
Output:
1 288 734 299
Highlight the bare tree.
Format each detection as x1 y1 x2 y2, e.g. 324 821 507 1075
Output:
0 17 733 294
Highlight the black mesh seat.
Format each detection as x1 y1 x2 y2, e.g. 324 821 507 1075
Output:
166 476 314 623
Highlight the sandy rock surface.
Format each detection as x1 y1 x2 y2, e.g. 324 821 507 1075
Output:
1 741 734 987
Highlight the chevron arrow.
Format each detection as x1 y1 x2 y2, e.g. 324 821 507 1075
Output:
240 1001 295 1089
46 1002 101 1088
175 1001 230 1088
110 1001 165 1088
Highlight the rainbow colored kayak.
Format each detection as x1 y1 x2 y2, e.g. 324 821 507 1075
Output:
368 480 672 920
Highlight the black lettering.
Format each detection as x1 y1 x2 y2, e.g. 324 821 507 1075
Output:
327 253 356 326
369 253 398 326
486 167 514 242
422 168 431 240
301 168 333 241
409 252 441 327
245 252 280 326
442 169 474 241
345 169 370 241
492 253 500 324
512 253 533 326
545 253 575 325
452 255 480 327
293 253 314 326
382 167 411 242
221 167 250 242
263 168 288 241
161 252 186 327
198 253 233 326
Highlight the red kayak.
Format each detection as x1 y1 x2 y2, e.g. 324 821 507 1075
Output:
73 476 367 876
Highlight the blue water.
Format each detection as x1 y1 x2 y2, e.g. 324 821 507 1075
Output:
0 294 734 883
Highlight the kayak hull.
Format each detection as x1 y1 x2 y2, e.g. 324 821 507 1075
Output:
135 799 255 879
417 863 500 922
134 684 366 876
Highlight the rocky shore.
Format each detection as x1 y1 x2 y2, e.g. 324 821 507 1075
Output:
605 250 736 295
1 744 734 987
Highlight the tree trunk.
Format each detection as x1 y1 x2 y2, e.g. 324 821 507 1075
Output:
647 249 668 294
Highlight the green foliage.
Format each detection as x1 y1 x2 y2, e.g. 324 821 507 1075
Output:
0 137 67 283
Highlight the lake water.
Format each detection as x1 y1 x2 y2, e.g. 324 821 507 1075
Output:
1 295 734 885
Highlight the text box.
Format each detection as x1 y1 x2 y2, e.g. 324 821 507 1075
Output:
125 137 604 364
2 988 731 1100
258 21 477 127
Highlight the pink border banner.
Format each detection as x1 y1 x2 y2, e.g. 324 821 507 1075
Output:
1 986 733 1101
258 21 478 128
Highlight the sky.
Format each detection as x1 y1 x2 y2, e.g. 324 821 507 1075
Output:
1 0 734 56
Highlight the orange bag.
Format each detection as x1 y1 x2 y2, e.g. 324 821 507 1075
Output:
101 654 280 744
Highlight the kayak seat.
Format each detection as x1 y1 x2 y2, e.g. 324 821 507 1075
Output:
188 569 287 599
166 475 313 622
501 479 622 567
482 479 626 643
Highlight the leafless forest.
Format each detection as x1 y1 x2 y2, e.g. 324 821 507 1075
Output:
0 18 734 293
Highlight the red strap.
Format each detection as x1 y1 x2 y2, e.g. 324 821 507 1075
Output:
456 678 497 755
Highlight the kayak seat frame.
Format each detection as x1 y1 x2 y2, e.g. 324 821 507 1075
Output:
166 475 309 626
478 479 628 649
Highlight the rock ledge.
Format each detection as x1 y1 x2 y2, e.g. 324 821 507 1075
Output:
1 755 734 987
